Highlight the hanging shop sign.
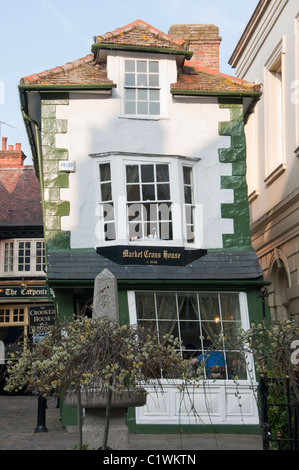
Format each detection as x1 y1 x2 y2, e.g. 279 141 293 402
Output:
29 304 56 334
97 245 207 266
0 285 54 300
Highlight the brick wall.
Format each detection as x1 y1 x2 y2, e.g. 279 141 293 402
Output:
0 137 26 168
168 24 221 72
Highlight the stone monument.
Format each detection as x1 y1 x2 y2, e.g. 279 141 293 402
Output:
65 268 146 449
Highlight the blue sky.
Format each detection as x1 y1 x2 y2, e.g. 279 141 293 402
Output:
0 0 259 163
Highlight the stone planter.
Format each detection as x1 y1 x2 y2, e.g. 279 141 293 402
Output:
64 388 147 450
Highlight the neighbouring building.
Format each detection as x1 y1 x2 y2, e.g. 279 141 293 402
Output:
0 137 53 393
19 19 267 433
229 0 299 322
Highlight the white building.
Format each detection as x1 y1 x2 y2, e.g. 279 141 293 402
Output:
230 0 299 321
19 19 265 432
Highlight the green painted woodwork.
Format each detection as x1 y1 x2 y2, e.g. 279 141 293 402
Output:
218 101 252 251
41 94 71 251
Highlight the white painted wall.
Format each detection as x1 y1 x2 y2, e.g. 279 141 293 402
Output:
55 51 234 250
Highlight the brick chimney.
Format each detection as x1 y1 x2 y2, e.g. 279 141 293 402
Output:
168 24 221 72
0 137 26 168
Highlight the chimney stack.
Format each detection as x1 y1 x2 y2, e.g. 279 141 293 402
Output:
0 137 26 168
2 137 7 151
168 24 221 73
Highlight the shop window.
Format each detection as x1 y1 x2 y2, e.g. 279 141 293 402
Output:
131 291 248 380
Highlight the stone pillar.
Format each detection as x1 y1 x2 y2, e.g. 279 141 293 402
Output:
92 268 119 321
66 268 147 449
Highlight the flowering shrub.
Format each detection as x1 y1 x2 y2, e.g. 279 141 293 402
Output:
4 316 187 396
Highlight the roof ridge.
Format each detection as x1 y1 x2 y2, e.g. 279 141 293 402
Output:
95 19 186 47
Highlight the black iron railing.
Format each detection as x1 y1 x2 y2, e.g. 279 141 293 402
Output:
259 376 299 450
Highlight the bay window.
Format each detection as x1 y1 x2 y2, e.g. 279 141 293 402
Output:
97 155 199 247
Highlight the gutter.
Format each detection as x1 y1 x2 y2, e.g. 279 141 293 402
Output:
171 89 262 122
91 42 193 60
18 84 116 92
18 86 49 288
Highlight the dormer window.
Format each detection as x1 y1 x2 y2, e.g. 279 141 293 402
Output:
124 59 160 116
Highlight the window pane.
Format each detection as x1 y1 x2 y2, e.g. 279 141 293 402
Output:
183 166 192 185
178 294 199 321
220 293 241 321
104 222 116 241
149 102 160 115
125 60 135 72
128 203 142 221
99 163 111 182
125 88 136 101
199 294 220 321
137 101 148 115
127 184 140 201
156 293 177 320
126 165 139 183
125 73 135 86
156 164 169 182
136 292 156 320
184 186 193 204
158 320 179 340
137 74 148 87
180 321 202 352
160 221 172 240
149 61 159 73
102 203 114 222
149 74 159 87
142 184 155 201
157 183 170 200
201 321 221 346
125 101 136 115
149 89 160 101
101 183 112 202
137 89 148 101
226 352 247 380
137 61 147 73
141 165 154 182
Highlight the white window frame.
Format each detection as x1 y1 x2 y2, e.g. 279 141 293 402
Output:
120 53 168 119
0 305 28 326
0 239 46 277
128 290 253 382
96 154 201 248
264 38 286 185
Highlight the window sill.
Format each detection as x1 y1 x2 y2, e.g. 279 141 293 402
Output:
248 190 259 204
119 115 168 121
264 163 286 187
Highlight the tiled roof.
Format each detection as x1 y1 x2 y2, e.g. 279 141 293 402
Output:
20 54 114 87
47 250 264 281
171 65 261 94
0 167 43 227
94 19 187 50
20 20 260 95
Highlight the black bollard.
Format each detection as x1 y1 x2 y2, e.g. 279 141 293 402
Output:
34 395 48 432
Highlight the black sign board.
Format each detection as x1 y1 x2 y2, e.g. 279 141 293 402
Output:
0 285 53 299
29 304 56 334
97 245 207 266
